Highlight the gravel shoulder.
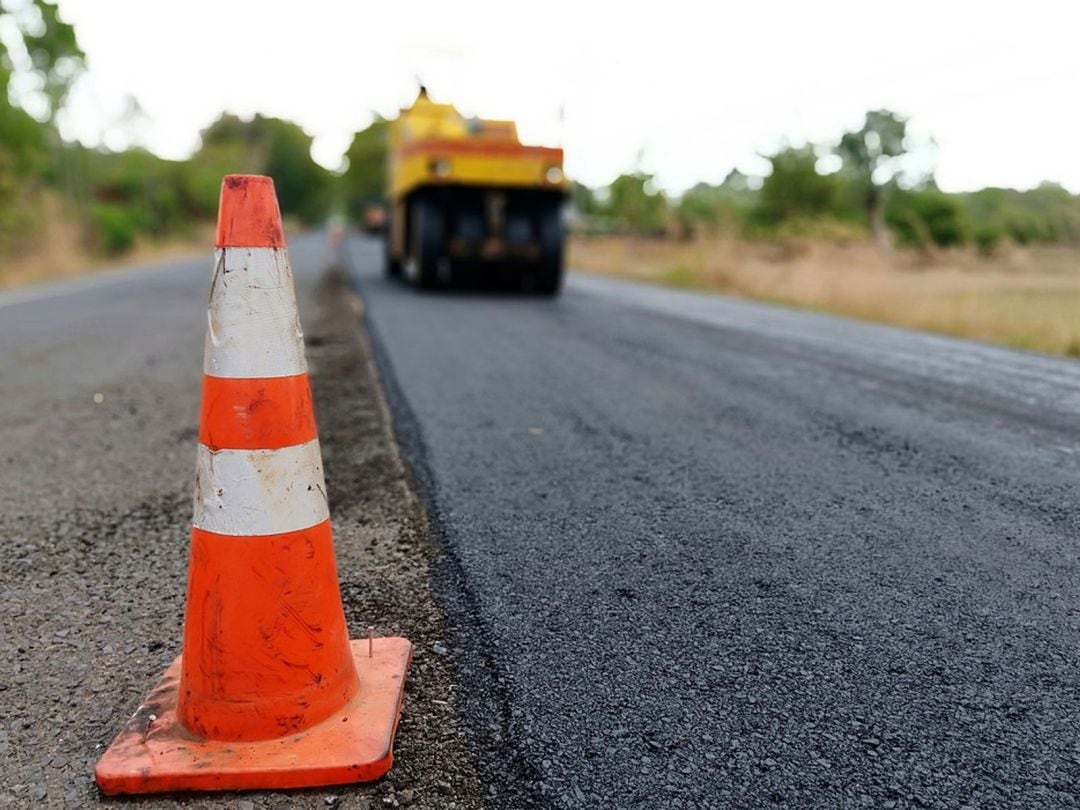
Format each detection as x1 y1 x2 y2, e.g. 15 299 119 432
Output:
0 251 483 809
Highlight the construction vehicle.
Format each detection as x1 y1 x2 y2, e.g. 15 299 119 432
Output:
385 88 567 294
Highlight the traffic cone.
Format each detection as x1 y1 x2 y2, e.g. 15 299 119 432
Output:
94 175 412 794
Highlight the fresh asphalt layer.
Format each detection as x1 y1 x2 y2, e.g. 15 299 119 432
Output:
345 235 1080 809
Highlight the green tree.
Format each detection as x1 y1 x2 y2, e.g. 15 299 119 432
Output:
341 116 388 220
607 172 667 235
1 0 85 122
0 0 85 243
676 183 723 236
0 98 45 176
675 170 757 237
80 146 202 250
885 187 969 250
196 114 332 225
569 180 600 218
756 145 839 225
959 182 1080 248
835 110 907 248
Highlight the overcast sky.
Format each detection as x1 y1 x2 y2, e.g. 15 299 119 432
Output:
54 0 1080 194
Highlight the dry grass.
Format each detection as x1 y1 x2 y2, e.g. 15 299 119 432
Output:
0 195 211 291
570 235 1080 358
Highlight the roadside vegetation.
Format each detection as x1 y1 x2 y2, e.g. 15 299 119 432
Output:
571 114 1080 358
4 2 1080 357
0 1 380 287
571 238 1080 357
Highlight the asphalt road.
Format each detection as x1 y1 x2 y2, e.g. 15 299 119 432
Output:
4 234 1079 809
0 236 483 809
345 235 1080 808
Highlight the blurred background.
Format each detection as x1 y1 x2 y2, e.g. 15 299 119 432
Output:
3 0 1080 353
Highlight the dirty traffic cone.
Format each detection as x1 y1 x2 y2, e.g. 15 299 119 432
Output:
95 175 412 794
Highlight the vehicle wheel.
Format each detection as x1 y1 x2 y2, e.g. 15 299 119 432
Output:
534 203 564 296
409 196 443 289
384 232 402 279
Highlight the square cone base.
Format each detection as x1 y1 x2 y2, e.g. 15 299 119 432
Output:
95 637 412 795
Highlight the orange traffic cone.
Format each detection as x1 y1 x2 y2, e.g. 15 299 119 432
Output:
95 175 412 794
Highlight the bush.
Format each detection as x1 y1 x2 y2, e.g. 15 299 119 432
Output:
769 216 867 243
756 146 843 225
0 148 31 245
199 114 333 226
961 184 1080 248
342 117 389 221
90 203 138 255
606 172 668 235
675 182 750 238
1006 215 1058 245
886 189 969 249
972 223 1004 255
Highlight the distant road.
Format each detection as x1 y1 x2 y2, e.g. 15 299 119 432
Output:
347 234 1080 808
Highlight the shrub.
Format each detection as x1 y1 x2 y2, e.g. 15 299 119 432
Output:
756 146 841 225
972 223 1004 255
90 203 138 255
886 189 969 249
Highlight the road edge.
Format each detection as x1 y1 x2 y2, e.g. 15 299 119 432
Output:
339 238 550 809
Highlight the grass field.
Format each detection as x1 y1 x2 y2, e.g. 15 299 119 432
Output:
570 236 1080 358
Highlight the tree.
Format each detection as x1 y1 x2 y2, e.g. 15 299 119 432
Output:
606 172 667 235
195 114 332 225
720 168 745 191
960 182 1080 248
0 0 85 242
835 110 907 249
569 180 600 218
885 187 969 251
675 171 757 238
341 116 388 220
676 183 723 236
1 0 85 122
756 145 839 225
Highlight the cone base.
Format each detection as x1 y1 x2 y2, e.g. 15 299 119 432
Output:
95 637 412 795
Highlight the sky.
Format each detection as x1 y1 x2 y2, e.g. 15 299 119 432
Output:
52 0 1080 195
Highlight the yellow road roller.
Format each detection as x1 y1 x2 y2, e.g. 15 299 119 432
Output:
385 88 567 294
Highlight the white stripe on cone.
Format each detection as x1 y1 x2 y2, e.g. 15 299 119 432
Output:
204 248 307 379
193 439 329 536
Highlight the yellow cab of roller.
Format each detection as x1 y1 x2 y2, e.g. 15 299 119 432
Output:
385 87 567 294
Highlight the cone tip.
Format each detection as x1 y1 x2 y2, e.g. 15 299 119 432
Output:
216 175 285 248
